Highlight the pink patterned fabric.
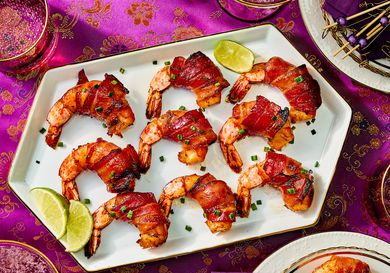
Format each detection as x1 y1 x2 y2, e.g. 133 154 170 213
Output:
0 1 389 273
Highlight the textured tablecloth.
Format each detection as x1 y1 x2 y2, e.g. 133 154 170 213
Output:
0 1 389 272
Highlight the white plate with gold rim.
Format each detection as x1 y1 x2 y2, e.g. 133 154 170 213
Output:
254 231 390 273
8 24 351 271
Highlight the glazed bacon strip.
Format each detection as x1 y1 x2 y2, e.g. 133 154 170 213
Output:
170 51 230 108
60 138 140 201
313 255 371 273
46 70 135 148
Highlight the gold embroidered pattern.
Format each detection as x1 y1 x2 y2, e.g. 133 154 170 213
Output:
66 0 112 28
49 12 78 39
127 0 159 26
100 35 139 56
109 263 145 273
172 26 204 42
75 46 97 62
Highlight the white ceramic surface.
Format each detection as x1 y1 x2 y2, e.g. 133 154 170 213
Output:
8 24 352 271
299 0 390 93
254 231 390 273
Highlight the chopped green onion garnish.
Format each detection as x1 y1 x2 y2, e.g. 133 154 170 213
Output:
256 200 262 205
102 123 107 128
200 166 206 172
311 118 316 123
152 60 157 65
36 160 40 164
214 82 220 87
108 91 114 97
272 115 277 121
190 125 196 131
110 182 115 188
202 213 206 218
177 134 183 140
291 126 296 130
294 76 304 83
84 155 88 159
179 105 186 110
238 129 245 135
214 210 221 216
159 156 165 162
251 155 258 161
197 129 204 134
184 139 189 145
229 212 235 220
164 61 170 66
306 121 311 126
251 203 258 211
315 161 320 168
95 106 103 112
127 210 134 219
287 188 296 194
111 80 117 85
170 209 174 214
57 142 64 147
185 225 192 232
82 88 87 93
83 199 91 205
200 107 205 112
311 129 317 135
120 206 127 212
264 146 271 152
109 212 116 218
170 74 176 80
110 171 116 178
39 128 46 134
180 197 185 204
119 68 125 74
300 169 308 174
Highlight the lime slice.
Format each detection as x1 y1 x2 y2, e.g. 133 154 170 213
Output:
65 200 93 252
30 187 69 239
214 40 255 73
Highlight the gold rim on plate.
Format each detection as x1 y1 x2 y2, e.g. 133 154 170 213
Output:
233 0 291 8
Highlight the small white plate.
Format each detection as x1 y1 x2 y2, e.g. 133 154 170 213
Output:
299 0 390 93
8 24 351 271
254 231 390 273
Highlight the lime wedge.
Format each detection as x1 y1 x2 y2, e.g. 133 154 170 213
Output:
65 200 93 252
30 187 69 239
214 40 255 73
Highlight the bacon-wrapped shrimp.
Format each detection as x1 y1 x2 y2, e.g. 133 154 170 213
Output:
46 70 135 149
85 192 169 258
146 51 229 119
219 95 294 173
237 151 314 217
59 138 140 201
159 173 236 233
226 57 322 123
313 256 371 273
139 109 217 173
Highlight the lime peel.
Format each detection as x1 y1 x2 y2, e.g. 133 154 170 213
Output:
214 40 255 73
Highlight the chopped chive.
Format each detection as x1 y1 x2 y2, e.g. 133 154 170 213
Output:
289 139 294 144
110 182 115 188
39 128 46 134
95 106 103 112
164 61 170 66
214 82 220 87
184 139 190 145
110 171 116 179
214 210 221 216
170 209 174 214
256 200 262 205
311 129 317 135
185 225 192 232
178 105 186 110
229 212 235 220
287 188 296 194
251 203 258 211
108 91 114 97
180 197 185 204
177 134 183 140
197 129 204 134
83 198 91 205
190 125 196 131
315 161 320 168
251 155 258 161
35 160 40 164
272 115 277 121
291 126 296 130
300 169 308 174
170 74 176 80
311 118 316 123
203 213 206 218
127 210 134 219
102 123 107 128
200 107 205 112
94 84 99 88
152 60 158 65
238 129 245 135
119 67 125 74
120 206 127 212
306 121 311 126
159 156 165 162
200 166 206 172
264 146 271 152
109 212 116 218
294 75 304 83
111 80 118 85
82 88 87 93
57 142 64 147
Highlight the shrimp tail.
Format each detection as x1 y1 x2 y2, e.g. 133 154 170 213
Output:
219 142 243 173
84 227 101 259
236 188 251 218
138 141 152 174
226 75 251 104
158 192 173 217
62 180 80 201
146 90 162 120
46 126 62 149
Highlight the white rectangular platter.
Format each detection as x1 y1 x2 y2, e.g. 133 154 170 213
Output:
9 24 352 272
